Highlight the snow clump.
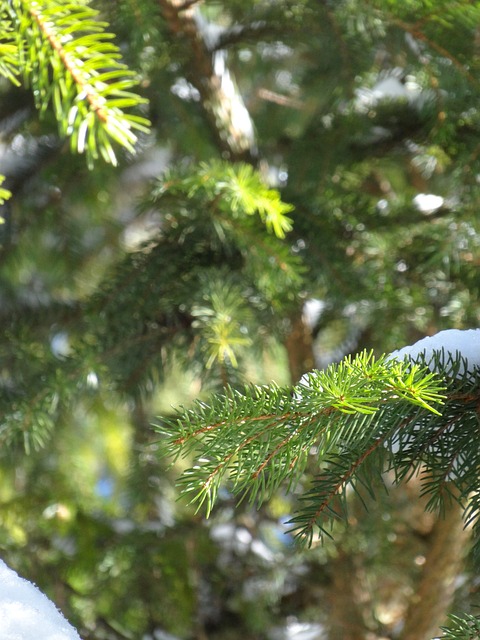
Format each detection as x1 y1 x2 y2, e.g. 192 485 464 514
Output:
388 328 480 376
0 559 81 640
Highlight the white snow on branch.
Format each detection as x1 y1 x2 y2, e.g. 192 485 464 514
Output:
0 560 81 640
412 193 444 214
389 328 480 375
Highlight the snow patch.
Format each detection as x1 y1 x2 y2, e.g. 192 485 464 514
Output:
388 329 480 375
413 193 444 214
0 560 81 639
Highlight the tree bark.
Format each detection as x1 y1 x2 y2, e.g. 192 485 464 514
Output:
284 312 315 384
158 0 256 162
326 548 371 640
401 491 470 640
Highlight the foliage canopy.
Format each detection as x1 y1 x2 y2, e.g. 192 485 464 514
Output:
2 1 480 639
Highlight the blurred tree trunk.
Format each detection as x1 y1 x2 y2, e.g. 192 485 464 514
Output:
327 549 371 640
158 0 256 162
401 490 470 640
284 312 315 384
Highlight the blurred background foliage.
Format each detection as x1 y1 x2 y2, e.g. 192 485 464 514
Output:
1 0 480 638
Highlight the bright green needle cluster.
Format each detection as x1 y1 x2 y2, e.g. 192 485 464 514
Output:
150 160 294 239
0 176 11 210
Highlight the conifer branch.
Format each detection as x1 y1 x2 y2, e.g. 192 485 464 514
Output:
441 614 480 639
150 160 294 238
0 15 20 85
157 351 453 541
158 349 480 547
7 0 150 166
394 18 479 87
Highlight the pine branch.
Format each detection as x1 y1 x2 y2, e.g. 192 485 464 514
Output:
7 0 150 166
394 17 480 88
0 16 23 209
158 346 480 546
440 614 480 640
149 160 294 238
0 16 21 85
140 160 301 310
190 274 254 370
156 351 448 536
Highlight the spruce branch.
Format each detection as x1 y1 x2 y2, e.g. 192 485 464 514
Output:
0 16 21 85
7 0 150 166
156 351 449 540
440 614 480 640
190 275 254 370
394 17 479 88
149 160 294 239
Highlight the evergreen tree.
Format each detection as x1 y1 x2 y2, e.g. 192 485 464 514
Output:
1 1 480 639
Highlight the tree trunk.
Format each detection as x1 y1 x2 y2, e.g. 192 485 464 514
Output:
158 0 256 162
401 494 470 640
284 312 315 383
326 548 371 640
